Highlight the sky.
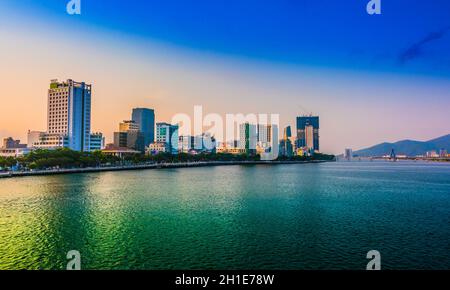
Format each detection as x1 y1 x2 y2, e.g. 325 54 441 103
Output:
0 0 449 154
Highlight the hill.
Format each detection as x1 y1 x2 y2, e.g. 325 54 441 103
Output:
353 134 450 157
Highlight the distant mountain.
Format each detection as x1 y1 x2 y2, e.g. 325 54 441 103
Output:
353 134 450 157
428 134 450 149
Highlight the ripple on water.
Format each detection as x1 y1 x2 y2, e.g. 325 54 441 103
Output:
0 162 449 269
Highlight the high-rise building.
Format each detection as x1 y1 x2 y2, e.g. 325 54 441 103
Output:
257 124 273 148
279 126 293 157
305 125 314 150
47 79 92 151
126 131 145 152
113 120 145 152
296 115 319 152
132 108 155 147
255 124 278 157
113 132 128 148
279 139 293 157
239 123 257 154
156 122 179 154
258 124 279 160
344 148 353 161
179 135 195 153
284 126 292 139
119 120 139 132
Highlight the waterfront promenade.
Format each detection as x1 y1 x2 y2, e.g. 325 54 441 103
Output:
0 160 328 179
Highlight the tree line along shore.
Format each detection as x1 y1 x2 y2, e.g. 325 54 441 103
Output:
0 148 335 175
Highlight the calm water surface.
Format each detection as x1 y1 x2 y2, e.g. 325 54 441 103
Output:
0 161 449 269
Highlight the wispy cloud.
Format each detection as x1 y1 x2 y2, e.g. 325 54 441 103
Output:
399 27 450 65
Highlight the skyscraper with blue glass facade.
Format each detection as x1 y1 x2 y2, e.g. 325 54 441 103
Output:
132 108 155 147
296 116 320 152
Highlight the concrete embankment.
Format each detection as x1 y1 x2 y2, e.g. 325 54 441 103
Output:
0 160 329 179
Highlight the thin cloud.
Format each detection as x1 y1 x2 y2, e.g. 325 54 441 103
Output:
399 27 450 65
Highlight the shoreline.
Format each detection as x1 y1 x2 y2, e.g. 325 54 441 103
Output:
0 160 330 179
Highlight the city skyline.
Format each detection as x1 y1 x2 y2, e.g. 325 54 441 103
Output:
1 1 449 154
1 1 450 274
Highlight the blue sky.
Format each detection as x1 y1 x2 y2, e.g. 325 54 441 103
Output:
5 0 450 77
0 0 449 154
